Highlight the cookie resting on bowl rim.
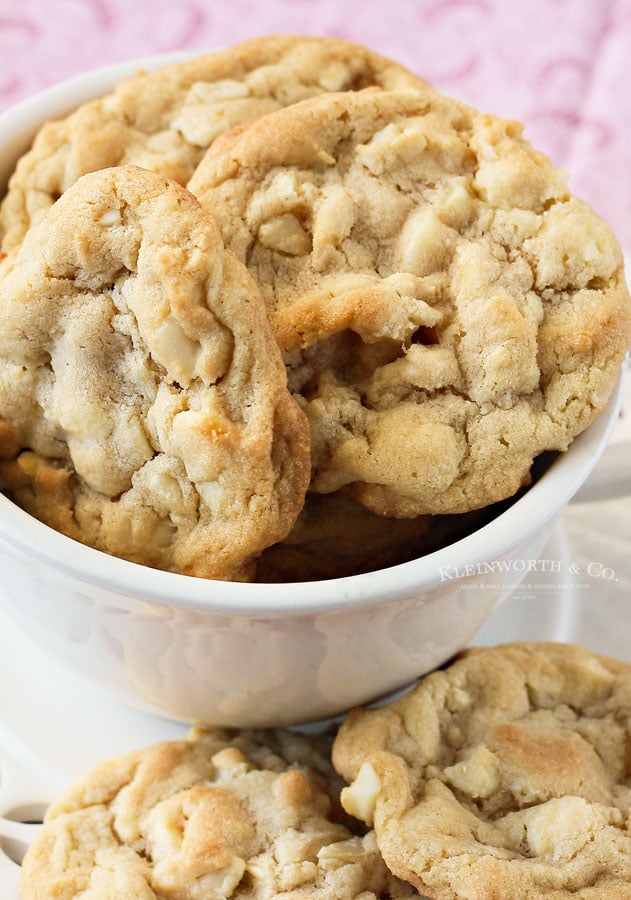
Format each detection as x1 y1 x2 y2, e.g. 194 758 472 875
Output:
0 53 627 727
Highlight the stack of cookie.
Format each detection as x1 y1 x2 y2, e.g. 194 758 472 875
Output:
0 35 629 581
21 642 631 898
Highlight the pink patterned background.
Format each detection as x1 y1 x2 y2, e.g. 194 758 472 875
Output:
0 0 630 249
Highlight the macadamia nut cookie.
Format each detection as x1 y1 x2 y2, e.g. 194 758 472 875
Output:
0 166 310 580
21 726 418 899
256 491 433 581
0 35 428 251
333 642 631 899
189 88 631 517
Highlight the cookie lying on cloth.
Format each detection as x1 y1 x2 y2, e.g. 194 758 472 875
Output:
0 35 427 251
21 726 418 899
333 642 631 899
0 166 309 580
189 87 631 517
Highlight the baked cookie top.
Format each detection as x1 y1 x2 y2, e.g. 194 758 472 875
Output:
189 88 631 517
0 35 427 251
21 726 418 899
0 166 310 580
333 642 631 899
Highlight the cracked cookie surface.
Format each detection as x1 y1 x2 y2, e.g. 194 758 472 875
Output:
0 166 310 580
21 726 418 899
0 35 427 251
333 642 631 899
189 88 631 517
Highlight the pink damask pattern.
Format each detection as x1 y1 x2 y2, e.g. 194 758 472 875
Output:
0 0 629 247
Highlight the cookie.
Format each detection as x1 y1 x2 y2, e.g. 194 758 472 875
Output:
0 166 310 580
255 490 502 582
189 87 631 517
256 491 433 581
0 35 428 251
333 642 631 899
21 726 418 899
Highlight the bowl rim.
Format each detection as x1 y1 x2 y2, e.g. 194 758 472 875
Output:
0 53 626 616
0 51 199 191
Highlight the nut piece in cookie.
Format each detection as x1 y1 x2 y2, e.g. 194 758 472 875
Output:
0 166 310 580
190 88 631 517
21 726 418 899
333 642 631 899
0 35 428 251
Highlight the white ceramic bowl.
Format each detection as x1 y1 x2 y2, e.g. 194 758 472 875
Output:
0 56 625 727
